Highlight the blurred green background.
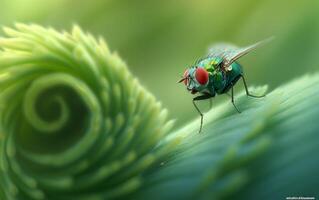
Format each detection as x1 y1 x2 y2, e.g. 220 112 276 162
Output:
1 0 318 128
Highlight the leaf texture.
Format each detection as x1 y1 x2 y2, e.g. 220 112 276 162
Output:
134 74 319 200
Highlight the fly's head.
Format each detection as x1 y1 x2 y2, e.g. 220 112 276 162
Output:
178 66 209 94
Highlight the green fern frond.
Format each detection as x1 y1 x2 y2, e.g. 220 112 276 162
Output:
0 24 177 200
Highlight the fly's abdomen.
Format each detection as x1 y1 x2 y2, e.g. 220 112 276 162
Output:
221 62 243 93
227 62 243 83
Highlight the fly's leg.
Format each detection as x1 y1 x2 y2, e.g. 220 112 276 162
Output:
231 84 241 113
193 94 213 133
209 99 213 109
242 75 265 98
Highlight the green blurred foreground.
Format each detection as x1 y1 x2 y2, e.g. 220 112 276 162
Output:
0 24 318 200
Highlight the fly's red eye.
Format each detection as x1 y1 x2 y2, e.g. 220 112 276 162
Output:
195 67 209 85
183 69 189 85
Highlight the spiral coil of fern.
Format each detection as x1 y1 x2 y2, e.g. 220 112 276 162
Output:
0 24 175 200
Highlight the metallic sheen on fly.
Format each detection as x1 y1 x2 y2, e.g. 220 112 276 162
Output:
178 37 273 133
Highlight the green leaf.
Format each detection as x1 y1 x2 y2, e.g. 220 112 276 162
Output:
133 74 319 200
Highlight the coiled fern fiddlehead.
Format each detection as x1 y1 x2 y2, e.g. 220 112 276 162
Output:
0 24 176 200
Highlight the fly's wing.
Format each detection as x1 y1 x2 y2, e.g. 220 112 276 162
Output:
208 37 274 69
204 43 239 69
208 43 239 60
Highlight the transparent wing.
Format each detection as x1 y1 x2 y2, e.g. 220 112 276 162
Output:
208 43 238 57
208 37 274 67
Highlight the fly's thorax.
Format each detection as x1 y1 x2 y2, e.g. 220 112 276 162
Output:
196 56 227 94
197 56 223 73
212 71 227 93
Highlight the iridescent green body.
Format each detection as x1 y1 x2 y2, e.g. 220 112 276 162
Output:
196 56 243 96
